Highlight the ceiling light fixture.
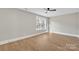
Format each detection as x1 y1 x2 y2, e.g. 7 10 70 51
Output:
44 8 56 14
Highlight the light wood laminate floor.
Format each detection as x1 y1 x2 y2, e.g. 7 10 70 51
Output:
0 33 79 51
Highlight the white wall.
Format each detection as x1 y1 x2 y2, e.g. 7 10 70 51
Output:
49 13 79 36
0 8 47 41
77 13 79 35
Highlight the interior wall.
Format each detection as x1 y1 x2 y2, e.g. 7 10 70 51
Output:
0 8 47 41
49 13 79 36
77 13 79 35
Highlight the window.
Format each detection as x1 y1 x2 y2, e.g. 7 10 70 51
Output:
36 16 47 31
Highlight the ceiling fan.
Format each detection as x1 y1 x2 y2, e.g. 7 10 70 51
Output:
44 8 56 13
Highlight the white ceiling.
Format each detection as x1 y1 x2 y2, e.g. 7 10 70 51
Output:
19 8 79 17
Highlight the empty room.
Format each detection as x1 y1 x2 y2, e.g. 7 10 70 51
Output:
0 8 79 51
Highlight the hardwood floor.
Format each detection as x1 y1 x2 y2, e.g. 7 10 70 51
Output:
0 33 79 51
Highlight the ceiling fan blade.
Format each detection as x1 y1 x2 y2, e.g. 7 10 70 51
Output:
49 9 56 11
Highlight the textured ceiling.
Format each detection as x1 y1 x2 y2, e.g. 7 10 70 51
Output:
19 8 79 17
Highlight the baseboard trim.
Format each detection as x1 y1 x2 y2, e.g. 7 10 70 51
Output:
0 32 47 45
51 32 79 38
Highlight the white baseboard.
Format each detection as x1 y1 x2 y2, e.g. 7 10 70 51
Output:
0 32 78 45
0 32 47 45
52 32 79 38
